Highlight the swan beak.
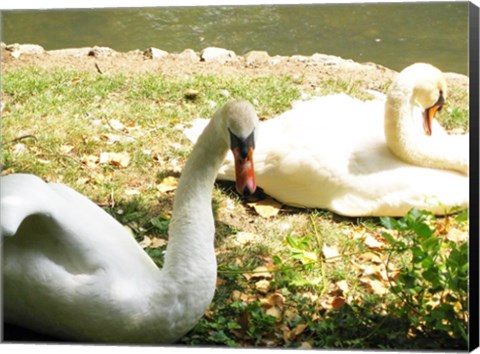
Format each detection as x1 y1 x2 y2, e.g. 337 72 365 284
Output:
422 104 441 136
232 146 256 196
423 91 445 136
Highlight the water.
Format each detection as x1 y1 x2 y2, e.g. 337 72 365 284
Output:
1 2 469 74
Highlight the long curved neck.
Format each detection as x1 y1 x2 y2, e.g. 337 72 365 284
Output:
384 81 468 175
162 119 227 282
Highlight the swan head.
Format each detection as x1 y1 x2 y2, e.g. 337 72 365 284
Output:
215 100 259 196
405 63 447 136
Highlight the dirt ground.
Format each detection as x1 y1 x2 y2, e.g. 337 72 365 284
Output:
1 43 469 102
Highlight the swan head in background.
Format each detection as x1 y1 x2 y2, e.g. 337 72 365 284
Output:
384 63 468 175
215 100 258 196
409 64 447 136
389 62 447 136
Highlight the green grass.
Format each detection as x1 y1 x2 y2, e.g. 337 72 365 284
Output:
1 67 469 349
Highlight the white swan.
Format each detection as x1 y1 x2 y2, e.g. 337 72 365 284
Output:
1 100 258 343
184 63 468 217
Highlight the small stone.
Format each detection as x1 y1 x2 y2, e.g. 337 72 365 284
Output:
178 48 199 62
184 89 200 100
244 50 270 67
47 47 93 57
6 43 44 55
88 46 117 58
200 47 237 64
144 47 169 59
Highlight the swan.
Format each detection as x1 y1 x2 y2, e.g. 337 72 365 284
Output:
1 100 259 343
184 63 468 217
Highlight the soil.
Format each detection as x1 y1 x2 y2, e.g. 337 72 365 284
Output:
1 44 470 94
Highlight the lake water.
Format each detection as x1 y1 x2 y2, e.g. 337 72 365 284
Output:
1 2 469 74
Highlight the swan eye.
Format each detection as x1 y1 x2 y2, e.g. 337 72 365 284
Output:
434 90 445 111
228 129 255 159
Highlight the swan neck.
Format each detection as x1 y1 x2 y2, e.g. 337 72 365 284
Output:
163 120 227 275
384 80 467 175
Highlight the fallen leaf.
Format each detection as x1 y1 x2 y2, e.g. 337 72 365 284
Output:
360 277 389 295
248 197 282 218
99 152 130 168
125 189 141 196
108 119 126 131
255 279 270 294
138 236 152 248
265 306 282 320
150 237 167 248
156 176 178 193
335 280 350 294
330 296 346 310
301 250 318 263
322 244 340 262
233 232 257 246
60 145 74 154
101 133 122 144
292 323 308 337
364 233 385 249
299 342 313 349
82 154 100 167
250 266 272 279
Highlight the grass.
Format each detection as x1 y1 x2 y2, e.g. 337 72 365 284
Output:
1 67 470 349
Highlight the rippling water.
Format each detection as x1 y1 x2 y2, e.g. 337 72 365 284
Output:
2 2 469 74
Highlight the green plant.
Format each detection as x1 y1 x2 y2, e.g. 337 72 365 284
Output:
380 208 468 349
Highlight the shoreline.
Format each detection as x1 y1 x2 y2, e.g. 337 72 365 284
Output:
1 42 469 94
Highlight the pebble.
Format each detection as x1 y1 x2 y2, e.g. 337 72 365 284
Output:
200 47 237 64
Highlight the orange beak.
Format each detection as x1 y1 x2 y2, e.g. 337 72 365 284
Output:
232 146 256 196
422 104 441 136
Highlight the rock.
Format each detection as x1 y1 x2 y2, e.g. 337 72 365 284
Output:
144 47 169 59
290 55 310 63
269 55 287 65
88 46 117 57
178 48 199 62
48 47 94 57
184 89 199 100
200 47 237 64
6 43 45 55
5 43 45 58
244 50 270 67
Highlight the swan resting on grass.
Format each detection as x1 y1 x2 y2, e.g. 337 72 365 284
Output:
185 63 469 217
1 100 259 343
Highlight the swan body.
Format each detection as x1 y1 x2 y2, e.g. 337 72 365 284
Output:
185 64 468 217
1 100 258 343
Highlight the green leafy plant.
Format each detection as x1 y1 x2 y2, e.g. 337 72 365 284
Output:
380 208 468 348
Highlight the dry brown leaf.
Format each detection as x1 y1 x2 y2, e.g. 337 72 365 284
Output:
108 119 126 131
292 323 308 337
360 277 389 295
138 236 152 248
335 280 350 294
320 295 345 310
446 227 468 243
150 237 167 248
99 152 130 168
233 232 257 246
101 133 122 144
364 233 385 249
247 197 282 218
255 279 270 294
299 342 313 349
156 176 178 193
82 154 99 167
60 145 74 154
322 244 340 262
265 306 282 320
331 296 346 310
250 266 272 279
